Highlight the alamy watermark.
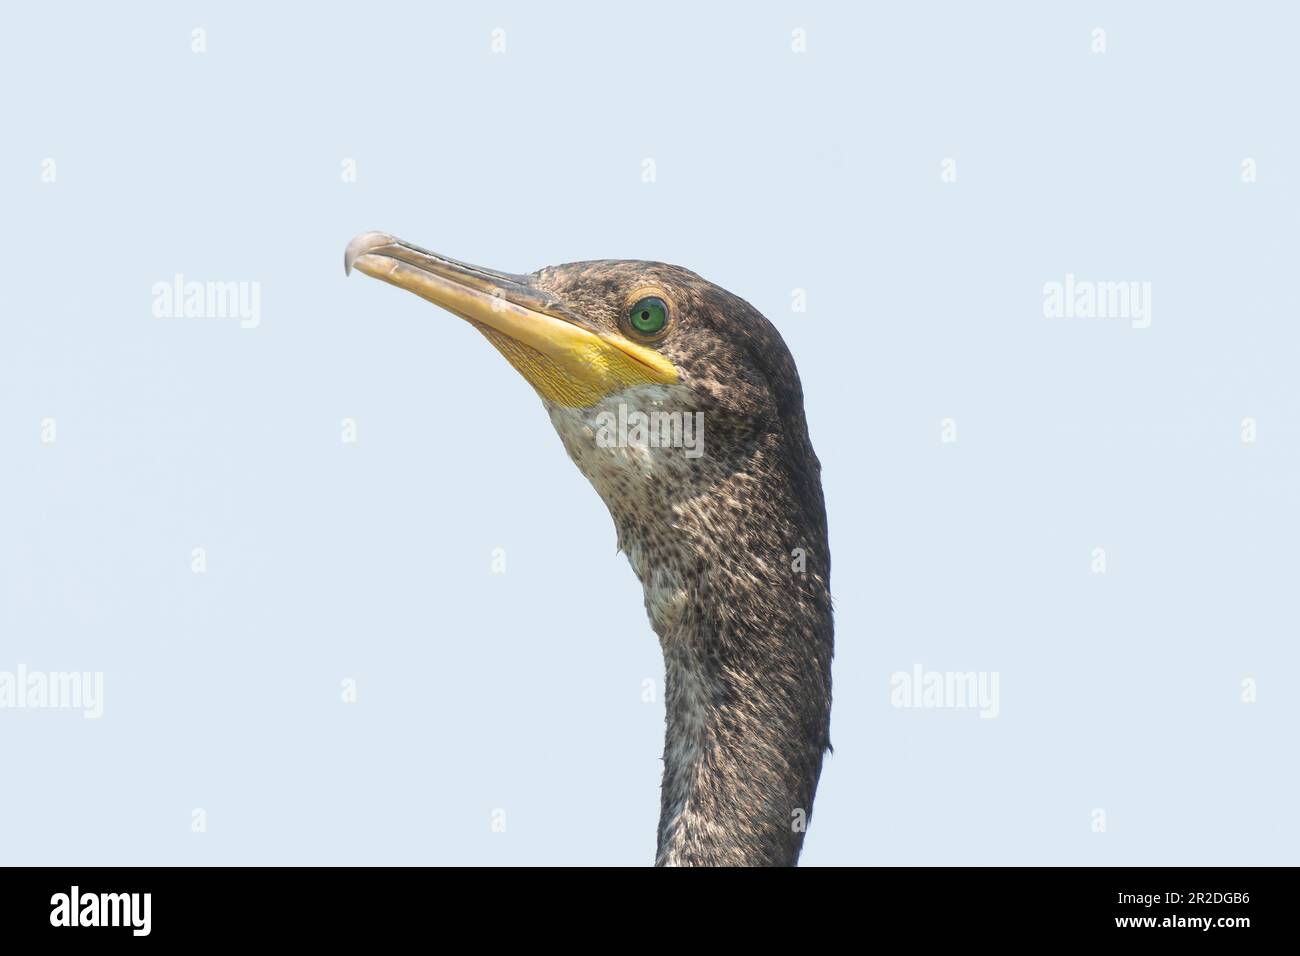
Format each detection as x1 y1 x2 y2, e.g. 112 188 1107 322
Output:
50 886 150 936
0 665 103 718
595 404 705 459
890 664 999 719
152 273 261 329
1043 273 1151 329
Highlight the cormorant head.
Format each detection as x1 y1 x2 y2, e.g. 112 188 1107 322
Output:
346 232 833 866
344 231 824 542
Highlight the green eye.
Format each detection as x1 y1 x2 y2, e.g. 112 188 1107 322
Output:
628 296 668 336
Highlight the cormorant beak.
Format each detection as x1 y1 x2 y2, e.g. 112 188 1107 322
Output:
345 231 678 407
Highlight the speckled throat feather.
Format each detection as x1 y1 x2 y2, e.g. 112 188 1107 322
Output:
544 343 833 866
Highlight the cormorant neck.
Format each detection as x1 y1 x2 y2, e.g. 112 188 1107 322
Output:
546 393 833 865
629 442 833 867
654 612 831 867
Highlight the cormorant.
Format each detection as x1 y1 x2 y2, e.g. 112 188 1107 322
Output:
345 231 833 866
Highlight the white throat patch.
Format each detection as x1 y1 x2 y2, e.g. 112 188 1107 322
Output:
545 384 701 631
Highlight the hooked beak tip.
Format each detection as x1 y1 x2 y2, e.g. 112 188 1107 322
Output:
345 231 399 276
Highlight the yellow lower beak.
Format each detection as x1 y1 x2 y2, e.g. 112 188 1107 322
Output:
345 232 678 407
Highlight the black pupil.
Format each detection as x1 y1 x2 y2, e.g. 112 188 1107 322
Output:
641 310 650 320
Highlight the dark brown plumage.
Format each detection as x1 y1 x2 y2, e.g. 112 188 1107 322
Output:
532 262 833 865
346 234 833 866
